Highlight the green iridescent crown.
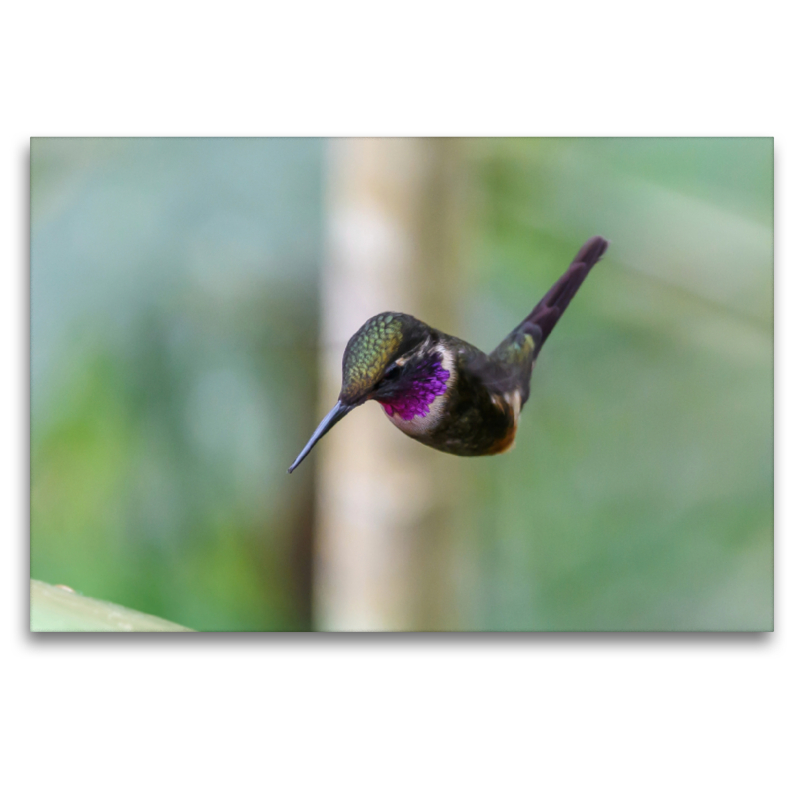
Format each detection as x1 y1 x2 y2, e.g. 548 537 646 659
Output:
340 313 404 401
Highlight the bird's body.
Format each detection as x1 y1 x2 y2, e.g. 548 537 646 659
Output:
288 236 608 473
372 327 521 457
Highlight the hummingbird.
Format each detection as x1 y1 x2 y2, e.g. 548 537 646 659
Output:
288 236 608 473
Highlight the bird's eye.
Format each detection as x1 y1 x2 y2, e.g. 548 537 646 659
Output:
383 363 400 381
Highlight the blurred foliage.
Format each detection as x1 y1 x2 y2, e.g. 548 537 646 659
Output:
30 137 772 631
31 138 322 630
453 138 772 630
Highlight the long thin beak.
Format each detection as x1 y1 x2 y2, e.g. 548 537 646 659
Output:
287 400 354 474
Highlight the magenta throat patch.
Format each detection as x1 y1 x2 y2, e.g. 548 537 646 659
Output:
379 354 450 421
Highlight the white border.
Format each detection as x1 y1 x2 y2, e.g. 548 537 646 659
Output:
4 3 796 798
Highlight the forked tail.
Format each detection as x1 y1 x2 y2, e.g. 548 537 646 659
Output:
526 235 608 352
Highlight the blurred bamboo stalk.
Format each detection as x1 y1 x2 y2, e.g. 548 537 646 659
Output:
315 138 465 631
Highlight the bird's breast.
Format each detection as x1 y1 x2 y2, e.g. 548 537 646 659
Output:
381 389 450 436
396 380 521 457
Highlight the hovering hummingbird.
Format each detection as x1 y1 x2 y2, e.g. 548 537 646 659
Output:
288 236 608 473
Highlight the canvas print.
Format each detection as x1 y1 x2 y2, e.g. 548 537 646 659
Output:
30 137 773 631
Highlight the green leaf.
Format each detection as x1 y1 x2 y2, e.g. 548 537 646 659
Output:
30 580 193 632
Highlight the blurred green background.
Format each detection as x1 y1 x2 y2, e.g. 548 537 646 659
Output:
30 138 773 631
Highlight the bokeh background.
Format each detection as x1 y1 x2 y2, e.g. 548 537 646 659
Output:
30 138 773 631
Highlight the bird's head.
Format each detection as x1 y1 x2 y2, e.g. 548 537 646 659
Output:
288 312 448 473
